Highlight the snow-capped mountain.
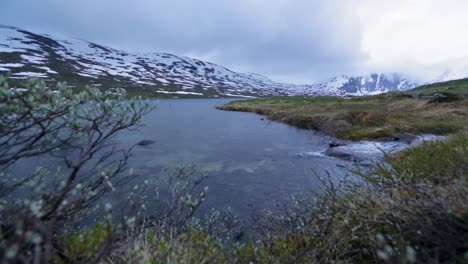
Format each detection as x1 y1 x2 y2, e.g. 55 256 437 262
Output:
315 73 418 96
0 25 419 97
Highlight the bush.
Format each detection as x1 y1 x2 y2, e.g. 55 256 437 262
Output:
0 77 154 262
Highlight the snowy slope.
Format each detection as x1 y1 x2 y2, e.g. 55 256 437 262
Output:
0 25 419 97
426 69 468 84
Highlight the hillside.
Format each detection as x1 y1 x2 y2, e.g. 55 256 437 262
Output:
0 25 419 97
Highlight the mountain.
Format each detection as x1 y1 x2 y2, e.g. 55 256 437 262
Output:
0 25 419 97
307 73 418 96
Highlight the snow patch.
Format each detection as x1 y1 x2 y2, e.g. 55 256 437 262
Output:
136 81 156 85
0 63 24 67
36 66 57 74
221 93 258 98
156 90 203 95
21 54 47 64
12 72 47 78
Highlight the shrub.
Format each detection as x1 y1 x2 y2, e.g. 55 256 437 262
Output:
0 77 154 262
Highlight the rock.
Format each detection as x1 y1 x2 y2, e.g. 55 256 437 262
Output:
384 133 416 144
324 147 375 165
136 140 155 146
325 148 359 162
328 141 346 148
326 149 351 160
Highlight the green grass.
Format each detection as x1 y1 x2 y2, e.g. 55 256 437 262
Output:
410 78 468 96
217 80 468 140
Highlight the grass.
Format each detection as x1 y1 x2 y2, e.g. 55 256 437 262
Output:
217 80 468 140
410 78 468 96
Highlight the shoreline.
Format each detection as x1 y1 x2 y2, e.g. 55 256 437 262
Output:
216 92 467 142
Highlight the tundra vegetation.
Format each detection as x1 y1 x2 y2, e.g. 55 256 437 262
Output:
218 79 468 141
0 76 467 263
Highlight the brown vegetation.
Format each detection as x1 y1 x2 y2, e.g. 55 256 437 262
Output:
218 89 468 140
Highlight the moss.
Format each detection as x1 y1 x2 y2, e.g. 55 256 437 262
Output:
343 128 393 141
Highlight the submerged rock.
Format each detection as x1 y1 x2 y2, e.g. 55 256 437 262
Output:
136 139 155 146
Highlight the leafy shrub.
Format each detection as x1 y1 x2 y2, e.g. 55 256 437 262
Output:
57 223 116 263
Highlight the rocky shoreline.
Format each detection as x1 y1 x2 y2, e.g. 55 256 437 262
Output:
324 133 447 164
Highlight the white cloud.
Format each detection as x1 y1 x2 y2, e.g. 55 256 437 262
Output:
358 0 468 80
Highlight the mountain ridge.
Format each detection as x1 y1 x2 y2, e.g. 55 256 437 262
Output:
0 25 419 97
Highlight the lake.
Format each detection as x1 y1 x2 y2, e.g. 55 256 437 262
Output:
3 98 356 227
118 99 353 221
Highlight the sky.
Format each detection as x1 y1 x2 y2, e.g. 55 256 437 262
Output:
1 0 467 84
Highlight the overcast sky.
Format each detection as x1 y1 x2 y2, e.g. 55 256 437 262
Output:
1 0 467 83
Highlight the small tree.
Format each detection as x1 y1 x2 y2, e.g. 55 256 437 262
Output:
0 77 154 262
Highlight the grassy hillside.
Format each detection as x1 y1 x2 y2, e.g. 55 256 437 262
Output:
218 79 468 140
410 78 468 96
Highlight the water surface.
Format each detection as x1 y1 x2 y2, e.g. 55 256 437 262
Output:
120 99 352 219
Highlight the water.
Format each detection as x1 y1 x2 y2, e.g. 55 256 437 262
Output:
6 99 443 224
117 99 353 220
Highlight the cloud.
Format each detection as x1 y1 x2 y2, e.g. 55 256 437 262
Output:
357 0 468 80
0 0 366 83
2 0 467 83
